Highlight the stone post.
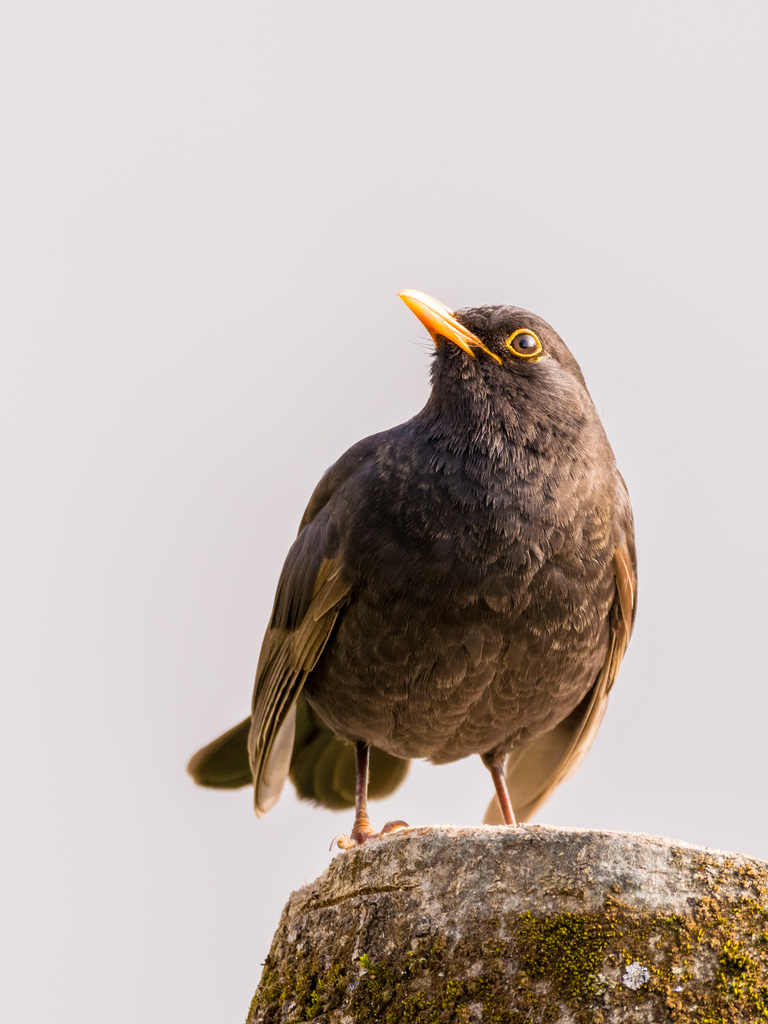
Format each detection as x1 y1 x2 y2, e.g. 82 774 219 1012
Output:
247 825 768 1023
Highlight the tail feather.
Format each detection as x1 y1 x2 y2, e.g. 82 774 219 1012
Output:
187 717 252 789
289 697 409 808
187 696 409 808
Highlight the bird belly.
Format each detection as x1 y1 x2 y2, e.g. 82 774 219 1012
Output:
303 559 612 763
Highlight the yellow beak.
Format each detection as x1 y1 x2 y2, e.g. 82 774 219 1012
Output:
398 289 502 366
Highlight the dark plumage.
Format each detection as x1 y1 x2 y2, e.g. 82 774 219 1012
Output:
188 290 636 843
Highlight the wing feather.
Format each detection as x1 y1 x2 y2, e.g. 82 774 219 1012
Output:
248 557 351 815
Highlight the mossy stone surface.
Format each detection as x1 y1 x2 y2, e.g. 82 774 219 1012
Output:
247 825 768 1023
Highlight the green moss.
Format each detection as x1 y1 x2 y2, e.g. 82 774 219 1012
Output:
405 936 447 971
359 954 395 1006
517 910 610 1003
714 939 768 1018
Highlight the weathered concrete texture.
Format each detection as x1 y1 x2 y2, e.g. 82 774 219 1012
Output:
247 825 768 1023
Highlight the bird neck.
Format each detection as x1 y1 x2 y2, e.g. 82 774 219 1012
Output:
417 372 602 487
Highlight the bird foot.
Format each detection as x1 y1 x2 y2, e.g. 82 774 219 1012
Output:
331 819 410 851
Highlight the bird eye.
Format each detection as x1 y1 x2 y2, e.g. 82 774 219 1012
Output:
505 329 542 359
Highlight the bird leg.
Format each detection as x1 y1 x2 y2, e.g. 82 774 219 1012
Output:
349 740 376 843
482 754 518 827
332 742 409 850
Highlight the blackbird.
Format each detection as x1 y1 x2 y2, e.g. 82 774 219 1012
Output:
188 290 636 845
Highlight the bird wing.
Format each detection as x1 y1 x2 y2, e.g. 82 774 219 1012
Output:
247 542 351 816
485 521 637 825
247 432 390 816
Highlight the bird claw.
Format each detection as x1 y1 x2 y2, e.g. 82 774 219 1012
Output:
330 819 410 851
380 819 409 835
330 832 357 851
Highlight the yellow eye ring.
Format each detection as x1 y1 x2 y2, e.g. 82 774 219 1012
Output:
505 328 542 359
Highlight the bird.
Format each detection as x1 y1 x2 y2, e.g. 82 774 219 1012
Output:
188 289 636 846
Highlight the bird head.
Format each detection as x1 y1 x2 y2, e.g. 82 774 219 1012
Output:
398 289 601 449
399 289 586 383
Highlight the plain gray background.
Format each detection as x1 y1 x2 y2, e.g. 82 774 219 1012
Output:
2 2 767 1021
